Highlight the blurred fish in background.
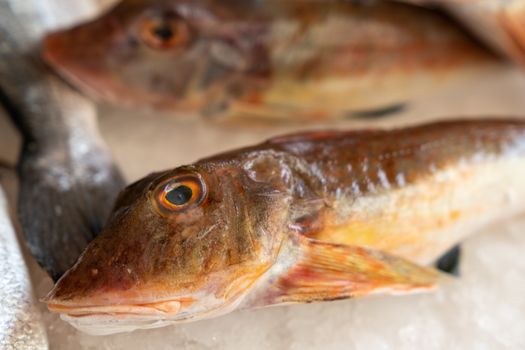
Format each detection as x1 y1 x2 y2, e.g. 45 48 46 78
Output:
43 0 503 121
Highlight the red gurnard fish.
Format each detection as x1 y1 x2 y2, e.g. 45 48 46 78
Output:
43 0 498 120
44 119 525 335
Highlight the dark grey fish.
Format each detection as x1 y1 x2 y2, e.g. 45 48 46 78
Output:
0 0 125 281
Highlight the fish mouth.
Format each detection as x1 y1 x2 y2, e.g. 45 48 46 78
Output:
45 294 248 335
46 298 194 335
47 298 185 317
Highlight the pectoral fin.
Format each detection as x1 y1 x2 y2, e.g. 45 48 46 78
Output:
247 237 443 308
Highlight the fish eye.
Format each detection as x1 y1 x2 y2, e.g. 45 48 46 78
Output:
154 174 206 213
140 16 190 50
165 185 193 206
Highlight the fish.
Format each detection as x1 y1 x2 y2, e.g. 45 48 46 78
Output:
44 118 525 335
401 0 525 66
0 184 48 349
42 0 499 121
0 0 126 281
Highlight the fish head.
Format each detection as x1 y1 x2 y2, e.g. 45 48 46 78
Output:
44 155 293 334
43 0 271 111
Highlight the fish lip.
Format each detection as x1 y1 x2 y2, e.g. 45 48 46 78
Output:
46 298 191 318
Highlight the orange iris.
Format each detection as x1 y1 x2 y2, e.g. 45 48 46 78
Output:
156 174 206 212
140 16 191 50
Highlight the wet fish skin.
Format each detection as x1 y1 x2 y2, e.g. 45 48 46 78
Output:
0 0 126 281
43 0 498 120
45 119 525 335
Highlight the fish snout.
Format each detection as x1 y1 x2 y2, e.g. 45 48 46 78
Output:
44 297 192 335
41 240 198 331
42 30 86 76
43 280 196 336
42 31 66 68
42 27 116 101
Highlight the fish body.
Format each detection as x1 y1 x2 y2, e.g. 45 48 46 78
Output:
43 0 498 120
0 0 125 281
45 119 525 335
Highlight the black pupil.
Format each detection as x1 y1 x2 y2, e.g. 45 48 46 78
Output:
165 185 193 206
153 24 174 41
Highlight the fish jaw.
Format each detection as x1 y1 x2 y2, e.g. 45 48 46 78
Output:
45 294 229 336
43 268 265 335
43 273 194 335
47 299 183 316
47 299 184 335
47 291 250 336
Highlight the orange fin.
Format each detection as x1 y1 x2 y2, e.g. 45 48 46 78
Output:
246 237 442 307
